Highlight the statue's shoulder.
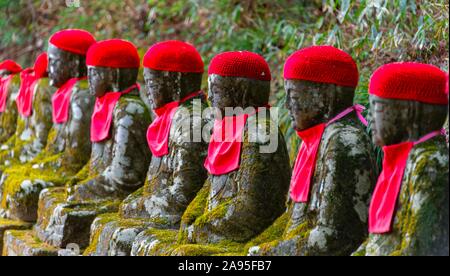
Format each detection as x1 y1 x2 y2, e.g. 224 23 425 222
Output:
409 137 448 176
323 118 371 156
75 79 89 91
116 95 149 117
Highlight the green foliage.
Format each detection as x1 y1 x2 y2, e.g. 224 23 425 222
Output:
0 0 448 157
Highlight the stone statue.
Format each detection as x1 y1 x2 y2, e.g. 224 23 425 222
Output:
248 46 377 256
0 53 55 171
84 40 210 256
0 60 22 145
353 62 449 256
18 39 153 254
130 51 291 256
0 29 96 256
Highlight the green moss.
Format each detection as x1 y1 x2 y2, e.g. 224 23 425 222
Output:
180 182 209 227
244 212 289 253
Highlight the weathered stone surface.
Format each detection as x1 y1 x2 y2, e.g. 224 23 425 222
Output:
67 94 152 202
0 78 54 168
0 80 94 222
0 76 19 145
249 116 376 256
84 213 155 256
0 218 32 254
2 230 58 256
34 187 120 249
177 114 291 248
119 98 209 227
130 228 179 256
85 96 209 256
353 137 449 256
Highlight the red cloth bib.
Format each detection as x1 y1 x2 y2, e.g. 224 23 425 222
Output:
16 68 39 117
146 91 203 157
0 75 15 113
90 84 139 143
368 129 444 234
290 105 368 202
204 106 270 176
51 77 86 124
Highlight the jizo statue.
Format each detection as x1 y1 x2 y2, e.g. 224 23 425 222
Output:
354 62 449 256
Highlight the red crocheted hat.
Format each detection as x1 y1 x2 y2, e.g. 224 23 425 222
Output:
284 45 358 87
49 29 96 56
33 52 48 78
87 39 140 68
208 51 271 81
0 60 22 74
369 62 448 105
143 40 204 73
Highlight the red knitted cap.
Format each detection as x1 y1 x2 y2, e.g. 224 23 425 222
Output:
87 39 140 68
284 45 358 87
369 62 448 105
49 29 96 55
143 40 204 73
0 60 22 74
208 51 271 81
33 52 48 78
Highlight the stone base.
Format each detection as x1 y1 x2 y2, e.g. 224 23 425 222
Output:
34 187 120 249
84 213 158 256
0 218 32 254
131 228 179 256
2 230 58 256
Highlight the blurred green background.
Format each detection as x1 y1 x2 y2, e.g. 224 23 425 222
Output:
1 0 448 161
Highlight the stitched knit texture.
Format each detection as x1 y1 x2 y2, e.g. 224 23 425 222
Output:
208 51 271 81
49 29 96 55
283 45 358 87
143 40 204 73
33 52 48 78
369 62 448 105
87 39 140 68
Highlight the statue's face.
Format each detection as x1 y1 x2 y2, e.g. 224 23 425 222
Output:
285 80 333 130
88 66 116 98
208 74 238 112
48 44 83 88
369 95 413 146
143 68 179 110
285 79 355 131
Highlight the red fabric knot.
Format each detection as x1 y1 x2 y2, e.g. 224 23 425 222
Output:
143 40 204 73
51 77 86 124
283 45 358 88
49 29 96 55
368 129 443 234
208 51 271 81
146 91 204 157
369 62 448 105
0 60 22 74
90 84 139 142
290 105 368 202
87 39 140 69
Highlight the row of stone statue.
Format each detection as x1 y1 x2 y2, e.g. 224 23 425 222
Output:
0 28 448 256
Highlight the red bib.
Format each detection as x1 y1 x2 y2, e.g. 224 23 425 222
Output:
90 84 139 143
146 91 203 157
16 68 39 117
51 77 86 124
204 106 270 176
290 105 368 202
0 75 15 113
368 130 444 234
